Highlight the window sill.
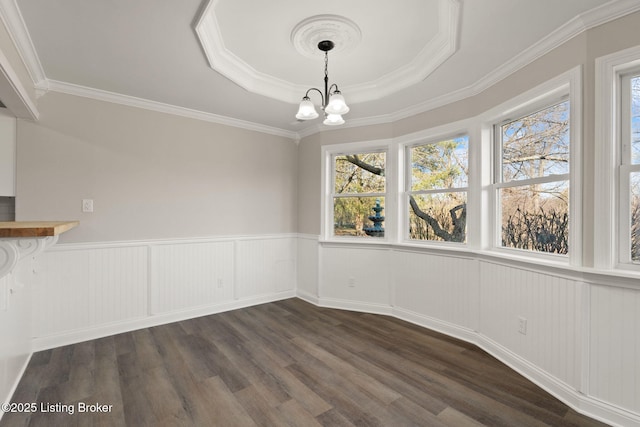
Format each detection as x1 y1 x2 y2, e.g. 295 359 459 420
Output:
315 237 640 290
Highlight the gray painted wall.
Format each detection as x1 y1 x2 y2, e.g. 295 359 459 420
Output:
16 92 298 243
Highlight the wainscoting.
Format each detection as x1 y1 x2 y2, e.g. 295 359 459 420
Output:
2 234 639 426
297 236 640 427
30 235 297 350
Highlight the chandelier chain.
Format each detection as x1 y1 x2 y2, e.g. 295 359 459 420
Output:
325 52 329 80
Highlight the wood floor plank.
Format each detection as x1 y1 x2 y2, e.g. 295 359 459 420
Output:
1 298 609 427
231 344 332 418
86 355 127 426
316 337 450 416
437 406 487 427
286 362 386 426
314 408 357 426
196 376 257 427
235 384 292 426
290 336 402 405
147 324 218 426
386 397 450 427
276 399 324 427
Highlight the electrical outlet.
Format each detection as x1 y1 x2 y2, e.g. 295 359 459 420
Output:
82 199 94 213
347 277 356 287
518 317 527 335
217 278 224 288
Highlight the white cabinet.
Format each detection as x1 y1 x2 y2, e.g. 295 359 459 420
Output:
0 110 16 197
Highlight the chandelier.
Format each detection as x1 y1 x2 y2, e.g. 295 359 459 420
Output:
295 40 350 126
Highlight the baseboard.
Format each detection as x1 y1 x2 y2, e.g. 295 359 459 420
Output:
32 290 296 351
316 297 393 316
295 289 319 305
392 306 478 344
476 334 640 427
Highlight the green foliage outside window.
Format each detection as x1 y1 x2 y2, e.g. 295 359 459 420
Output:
333 153 385 237
408 137 468 242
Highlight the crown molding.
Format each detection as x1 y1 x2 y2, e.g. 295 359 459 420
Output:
388 0 640 124
0 41 38 119
41 79 298 140
470 0 640 98
0 0 45 85
2 0 639 141
194 3 301 104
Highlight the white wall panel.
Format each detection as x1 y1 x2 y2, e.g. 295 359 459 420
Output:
32 245 148 338
393 250 479 331
296 235 319 301
235 237 296 299
590 284 640 414
320 246 392 308
479 261 581 389
29 235 297 349
151 241 234 314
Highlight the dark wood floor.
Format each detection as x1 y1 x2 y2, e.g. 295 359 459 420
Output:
1 298 608 427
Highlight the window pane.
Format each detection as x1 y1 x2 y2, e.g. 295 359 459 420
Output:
334 197 385 237
410 136 468 191
631 172 640 262
501 101 569 182
408 193 466 242
632 76 640 164
334 152 385 194
500 181 569 254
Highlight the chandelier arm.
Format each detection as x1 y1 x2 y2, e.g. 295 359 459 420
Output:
304 87 325 107
328 83 340 95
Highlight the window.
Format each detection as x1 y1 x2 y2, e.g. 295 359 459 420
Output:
331 151 386 238
320 68 579 266
494 100 571 255
620 72 640 263
406 136 469 243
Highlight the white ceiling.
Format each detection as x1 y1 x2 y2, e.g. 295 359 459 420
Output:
10 0 636 138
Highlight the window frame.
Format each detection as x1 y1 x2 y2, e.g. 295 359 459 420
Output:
483 67 581 265
493 97 571 257
402 133 470 246
595 46 640 272
618 71 640 266
321 140 394 243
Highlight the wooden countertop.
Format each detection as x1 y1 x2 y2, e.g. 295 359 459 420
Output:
0 221 79 238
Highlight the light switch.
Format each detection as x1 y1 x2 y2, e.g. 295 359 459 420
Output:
82 199 94 213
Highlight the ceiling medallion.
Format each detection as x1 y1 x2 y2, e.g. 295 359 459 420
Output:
290 15 362 59
196 1 459 105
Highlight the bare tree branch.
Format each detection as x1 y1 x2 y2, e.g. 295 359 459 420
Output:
502 155 568 164
409 196 466 242
345 155 385 176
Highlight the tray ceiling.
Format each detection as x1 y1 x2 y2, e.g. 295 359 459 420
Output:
10 0 634 137
195 0 458 104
